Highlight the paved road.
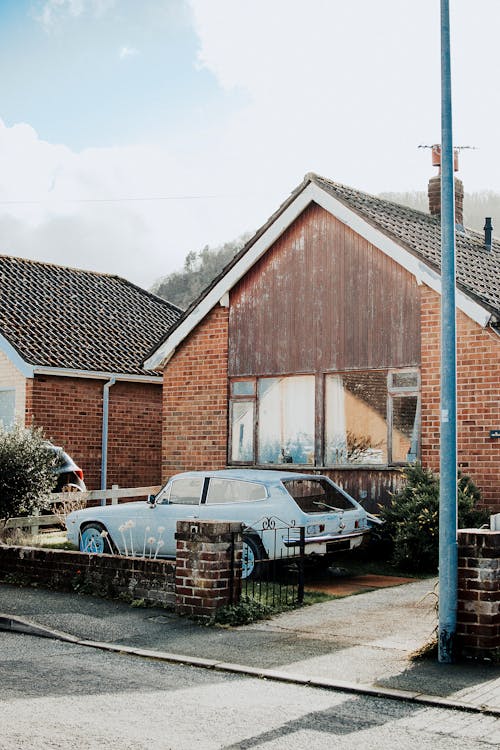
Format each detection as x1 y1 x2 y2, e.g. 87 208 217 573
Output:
2 632 500 749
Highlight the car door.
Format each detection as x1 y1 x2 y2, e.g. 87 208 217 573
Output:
148 476 205 557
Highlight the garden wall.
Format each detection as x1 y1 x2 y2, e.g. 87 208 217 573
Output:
0 520 243 616
0 545 175 607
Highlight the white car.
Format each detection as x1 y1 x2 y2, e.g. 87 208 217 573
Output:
66 469 374 578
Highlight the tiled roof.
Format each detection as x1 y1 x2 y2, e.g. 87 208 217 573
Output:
311 174 500 317
0 255 182 376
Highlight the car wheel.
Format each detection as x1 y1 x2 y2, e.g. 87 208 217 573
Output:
79 523 115 554
242 534 266 580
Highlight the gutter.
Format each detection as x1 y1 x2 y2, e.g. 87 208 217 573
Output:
32 366 162 384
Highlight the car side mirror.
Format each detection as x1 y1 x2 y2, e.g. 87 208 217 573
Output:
147 494 156 506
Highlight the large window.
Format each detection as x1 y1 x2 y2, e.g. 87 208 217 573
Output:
257 376 315 465
325 372 388 465
229 370 419 467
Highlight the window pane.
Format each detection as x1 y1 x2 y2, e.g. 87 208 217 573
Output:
169 477 203 505
392 395 419 462
231 401 255 461
391 371 418 389
283 478 355 512
232 380 255 396
325 372 387 465
0 390 15 430
206 478 266 503
258 376 314 465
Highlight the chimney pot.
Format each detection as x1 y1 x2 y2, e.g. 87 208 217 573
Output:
484 217 493 251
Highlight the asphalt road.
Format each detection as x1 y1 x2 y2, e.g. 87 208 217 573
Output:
1 632 500 749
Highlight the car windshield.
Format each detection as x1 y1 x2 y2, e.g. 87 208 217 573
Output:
283 478 356 513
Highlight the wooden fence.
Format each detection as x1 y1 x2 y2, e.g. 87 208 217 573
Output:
2 485 161 535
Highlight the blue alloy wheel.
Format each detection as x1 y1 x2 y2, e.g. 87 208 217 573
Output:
80 524 106 553
242 538 256 579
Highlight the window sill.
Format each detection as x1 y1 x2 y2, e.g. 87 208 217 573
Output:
227 464 406 472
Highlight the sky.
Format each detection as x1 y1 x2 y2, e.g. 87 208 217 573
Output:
0 0 499 290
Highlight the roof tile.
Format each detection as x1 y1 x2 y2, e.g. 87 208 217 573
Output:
0 256 182 375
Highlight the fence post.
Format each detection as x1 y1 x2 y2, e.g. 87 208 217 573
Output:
297 526 305 604
111 485 119 505
31 509 40 537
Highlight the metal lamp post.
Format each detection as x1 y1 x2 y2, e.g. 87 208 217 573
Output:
438 0 458 664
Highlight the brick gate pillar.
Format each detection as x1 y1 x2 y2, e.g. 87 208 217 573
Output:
457 529 500 660
174 520 243 617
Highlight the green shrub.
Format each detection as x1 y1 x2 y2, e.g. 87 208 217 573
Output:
380 463 489 573
0 425 57 521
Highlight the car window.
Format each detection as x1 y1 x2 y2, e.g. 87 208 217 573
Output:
283 479 356 513
205 478 267 504
167 477 203 505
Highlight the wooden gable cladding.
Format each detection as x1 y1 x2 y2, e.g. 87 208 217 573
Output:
228 202 420 376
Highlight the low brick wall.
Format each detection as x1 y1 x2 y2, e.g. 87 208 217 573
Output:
457 529 500 660
0 546 176 608
0 520 244 616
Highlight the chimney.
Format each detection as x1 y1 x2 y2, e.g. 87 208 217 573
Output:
428 144 464 227
484 217 493 252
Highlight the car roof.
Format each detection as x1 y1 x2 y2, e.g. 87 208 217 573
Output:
169 469 324 484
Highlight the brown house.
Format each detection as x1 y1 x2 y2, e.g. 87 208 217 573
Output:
145 171 500 512
0 255 181 489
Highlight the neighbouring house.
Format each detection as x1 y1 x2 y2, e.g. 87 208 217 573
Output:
145 161 500 512
0 255 182 489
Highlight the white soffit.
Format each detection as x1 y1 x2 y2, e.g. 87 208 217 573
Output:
0 334 34 378
145 181 492 370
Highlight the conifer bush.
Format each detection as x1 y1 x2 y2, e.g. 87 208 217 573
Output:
0 425 57 521
380 463 489 573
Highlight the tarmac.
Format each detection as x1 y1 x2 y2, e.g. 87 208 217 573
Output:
2 575 500 716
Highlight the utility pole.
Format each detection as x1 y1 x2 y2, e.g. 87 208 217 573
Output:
438 0 458 664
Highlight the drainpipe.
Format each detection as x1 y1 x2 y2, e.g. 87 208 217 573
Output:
101 377 116 503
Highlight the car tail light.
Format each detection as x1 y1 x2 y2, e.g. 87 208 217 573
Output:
355 520 359 528
75 469 84 480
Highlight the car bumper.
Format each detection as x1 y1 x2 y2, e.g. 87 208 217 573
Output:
283 528 370 554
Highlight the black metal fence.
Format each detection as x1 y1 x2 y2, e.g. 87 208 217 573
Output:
238 520 305 607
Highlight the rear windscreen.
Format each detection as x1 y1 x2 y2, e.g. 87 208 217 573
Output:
283 479 355 513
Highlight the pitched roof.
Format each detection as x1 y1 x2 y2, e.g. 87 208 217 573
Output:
145 172 500 370
0 255 182 376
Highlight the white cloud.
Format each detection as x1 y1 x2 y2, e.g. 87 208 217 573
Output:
0 118 260 288
37 0 116 29
119 45 139 60
188 0 500 195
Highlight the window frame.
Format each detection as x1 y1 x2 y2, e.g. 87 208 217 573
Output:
0 388 16 431
228 368 420 469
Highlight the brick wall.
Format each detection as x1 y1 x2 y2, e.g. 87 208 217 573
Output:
162 305 229 480
26 375 163 490
175 520 243 616
421 286 500 510
0 545 175 608
457 529 500 660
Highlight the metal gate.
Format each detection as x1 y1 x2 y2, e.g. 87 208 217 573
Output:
238 520 305 607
